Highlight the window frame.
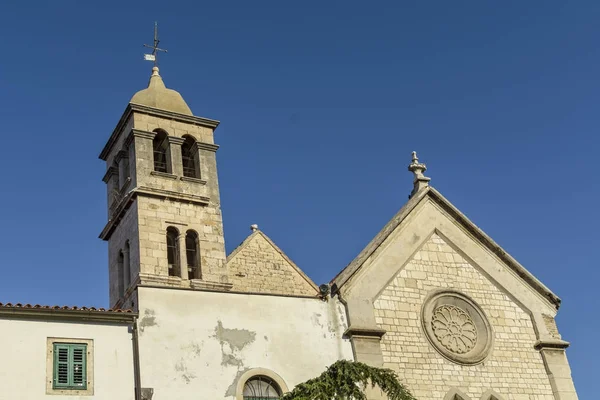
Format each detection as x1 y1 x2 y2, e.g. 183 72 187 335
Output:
46 338 94 396
166 227 180 277
152 129 171 173
185 230 201 280
53 343 87 390
235 368 288 400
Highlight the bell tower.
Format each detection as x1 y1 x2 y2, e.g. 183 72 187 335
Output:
99 66 231 309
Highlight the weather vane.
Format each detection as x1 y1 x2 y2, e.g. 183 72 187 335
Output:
143 22 167 67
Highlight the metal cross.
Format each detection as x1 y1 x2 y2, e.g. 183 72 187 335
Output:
144 22 168 67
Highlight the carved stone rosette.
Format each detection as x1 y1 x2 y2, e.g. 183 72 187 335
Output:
422 290 493 365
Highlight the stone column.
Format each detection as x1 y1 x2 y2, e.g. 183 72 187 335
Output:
536 341 579 400
343 298 387 400
167 137 185 177
115 150 129 189
178 234 187 280
102 166 119 216
126 129 156 187
196 142 220 200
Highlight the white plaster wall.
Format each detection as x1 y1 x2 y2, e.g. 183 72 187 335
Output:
0 318 135 400
137 287 353 400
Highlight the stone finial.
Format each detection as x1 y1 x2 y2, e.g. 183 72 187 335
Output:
151 66 160 77
250 224 259 232
408 151 431 199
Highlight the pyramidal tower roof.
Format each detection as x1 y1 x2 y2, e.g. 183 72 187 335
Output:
130 66 193 115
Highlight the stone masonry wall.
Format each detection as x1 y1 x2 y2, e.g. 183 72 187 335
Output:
108 201 140 308
137 195 227 284
227 233 318 296
373 233 554 400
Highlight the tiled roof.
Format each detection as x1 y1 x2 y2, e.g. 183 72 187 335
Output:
0 302 133 313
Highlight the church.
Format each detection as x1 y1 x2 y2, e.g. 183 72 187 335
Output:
0 64 579 400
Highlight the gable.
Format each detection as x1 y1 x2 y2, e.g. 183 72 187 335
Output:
227 231 319 297
373 233 555 399
333 187 559 314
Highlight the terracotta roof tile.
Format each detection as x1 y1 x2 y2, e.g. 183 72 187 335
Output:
0 302 132 313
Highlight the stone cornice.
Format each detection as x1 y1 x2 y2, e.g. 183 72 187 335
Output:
114 150 128 163
100 187 210 240
0 307 137 324
343 326 386 339
129 103 220 128
135 186 210 205
167 136 185 146
99 103 219 161
196 142 219 152
102 166 118 183
534 339 570 350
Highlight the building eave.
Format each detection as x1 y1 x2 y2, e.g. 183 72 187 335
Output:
0 307 137 324
99 103 220 161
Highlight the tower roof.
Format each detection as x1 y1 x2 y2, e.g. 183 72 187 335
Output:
130 67 193 115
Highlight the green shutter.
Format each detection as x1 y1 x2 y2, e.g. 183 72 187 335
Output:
53 343 87 390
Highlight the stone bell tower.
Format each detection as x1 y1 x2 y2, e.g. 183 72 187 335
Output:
99 66 230 309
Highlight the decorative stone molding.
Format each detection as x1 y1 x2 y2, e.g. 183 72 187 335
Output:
99 104 219 160
166 136 185 146
189 279 234 292
534 339 570 351
124 128 156 149
150 171 178 180
114 150 129 164
343 326 386 339
102 166 118 183
422 290 493 365
180 176 207 185
195 142 219 152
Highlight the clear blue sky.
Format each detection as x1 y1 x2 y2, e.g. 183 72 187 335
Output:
0 1 597 397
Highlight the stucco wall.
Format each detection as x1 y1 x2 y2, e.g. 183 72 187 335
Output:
0 318 135 400
136 286 353 399
373 233 555 400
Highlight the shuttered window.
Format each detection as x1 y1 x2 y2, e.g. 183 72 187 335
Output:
53 343 87 390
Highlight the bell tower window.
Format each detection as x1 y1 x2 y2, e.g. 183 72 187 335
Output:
117 251 124 297
181 135 200 178
186 230 200 279
166 227 180 277
153 129 171 173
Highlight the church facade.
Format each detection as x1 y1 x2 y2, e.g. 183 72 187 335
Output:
0 67 578 400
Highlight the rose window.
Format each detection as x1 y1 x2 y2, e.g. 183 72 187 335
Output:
431 305 478 354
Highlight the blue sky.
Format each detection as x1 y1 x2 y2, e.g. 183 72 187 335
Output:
0 0 597 397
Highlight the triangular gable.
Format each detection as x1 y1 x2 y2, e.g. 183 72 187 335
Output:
227 229 319 297
331 186 560 310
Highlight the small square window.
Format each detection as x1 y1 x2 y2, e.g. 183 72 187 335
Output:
46 338 94 396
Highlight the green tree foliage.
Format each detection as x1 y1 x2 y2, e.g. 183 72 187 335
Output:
281 360 417 400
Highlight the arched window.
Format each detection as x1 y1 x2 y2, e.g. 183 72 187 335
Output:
166 227 180 277
124 241 131 289
243 376 281 400
480 390 505 400
117 251 125 296
153 129 170 173
185 230 200 280
444 389 471 400
181 135 200 178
